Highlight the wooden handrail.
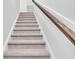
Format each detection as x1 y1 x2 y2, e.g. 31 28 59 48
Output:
32 0 75 45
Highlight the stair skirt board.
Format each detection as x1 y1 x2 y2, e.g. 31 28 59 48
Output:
4 12 50 59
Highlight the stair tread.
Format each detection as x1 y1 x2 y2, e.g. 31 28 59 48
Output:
16 22 37 24
11 34 43 37
17 18 36 19
14 27 40 30
17 20 37 22
15 25 39 27
8 40 45 45
11 36 43 40
20 12 34 14
15 23 38 25
13 29 40 31
14 27 39 30
4 49 50 57
18 16 35 18
19 16 35 17
17 18 36 20
16 21 37 23
12 29 41 34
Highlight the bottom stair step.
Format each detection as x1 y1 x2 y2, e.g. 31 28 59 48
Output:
4 49 50 57
8 44 46 49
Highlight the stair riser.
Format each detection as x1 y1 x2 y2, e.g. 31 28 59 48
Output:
19 14 34 15
19 13 34 15
19 15 35 17
13 31 40 34
8 45 45 49
11 37 43 40
14 26 39 29
18 15 35 16
16 22 37 23
12 34 42 37
16 21 37 23
19 15 35 16
19 13 34 14
15 24 38 26
16 23 37 25
16 23 38 26
14 28 39 30
15 25 39 27
18 16 35 18
17 19 36 22
13 29 40 31
17 17 36 20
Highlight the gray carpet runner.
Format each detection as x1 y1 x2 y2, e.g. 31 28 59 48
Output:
4 12 50 59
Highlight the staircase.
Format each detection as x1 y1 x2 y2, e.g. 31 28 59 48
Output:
4 12 50 59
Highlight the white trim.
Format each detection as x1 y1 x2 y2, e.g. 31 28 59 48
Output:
3 11 20 52
34 0 75 31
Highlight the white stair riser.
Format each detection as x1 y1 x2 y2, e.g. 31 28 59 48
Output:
14 26 39 30
11 37 43 40
17 19 36 22
16 23 38 25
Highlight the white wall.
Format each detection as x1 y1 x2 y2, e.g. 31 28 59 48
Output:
35 0 75 22
3 0 20 44
27 0 34 12
20 0 27 12
20 0 33 12
33 2 75 59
